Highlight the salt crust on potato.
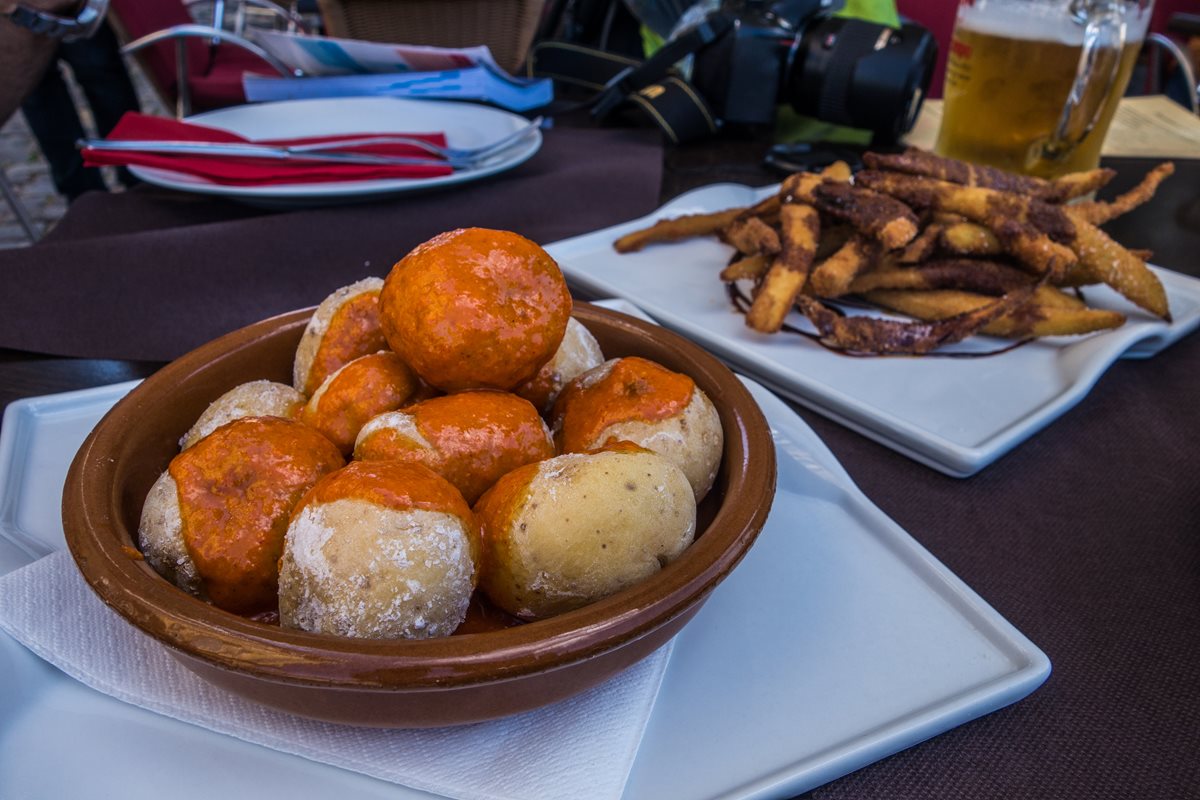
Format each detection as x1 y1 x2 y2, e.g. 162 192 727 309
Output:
356 409 429 451
138 471 202 597
279 499 476 639
556 359 724 502
515 317 605 414
597 387 723 502
477 449 696 620
293 277 383 393
179 380 305 450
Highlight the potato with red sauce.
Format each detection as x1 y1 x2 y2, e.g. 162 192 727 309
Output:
138 416 344 615
180 379 305 450
514 317 605 414
354 390 554 504
300 351 419 454
293 277 388 395
278 461 479 639
552 357 724 501
378 228 572 392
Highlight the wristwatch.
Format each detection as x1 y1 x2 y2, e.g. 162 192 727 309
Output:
6 0 108 41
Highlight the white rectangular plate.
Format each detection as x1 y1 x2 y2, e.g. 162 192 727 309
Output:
545 185 1200 476
0 369 1047 799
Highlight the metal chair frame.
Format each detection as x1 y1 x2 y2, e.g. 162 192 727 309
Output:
1146 32 1200 114
119 0 309 118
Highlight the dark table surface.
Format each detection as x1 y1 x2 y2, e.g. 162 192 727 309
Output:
1 125 1197 799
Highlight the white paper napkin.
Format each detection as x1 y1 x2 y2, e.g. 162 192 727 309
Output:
0 550 672 800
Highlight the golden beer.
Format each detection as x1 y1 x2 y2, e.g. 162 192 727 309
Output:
935 2 1147 177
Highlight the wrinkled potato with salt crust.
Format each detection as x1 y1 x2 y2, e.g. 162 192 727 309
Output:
475 449 696 620
278 461 478 640
138 471 202 597
301 351 419 454
293 277 387 395
553 358 724 502
179 379 305 450
354 390 554 504
279 500 476 639
514 317 605 414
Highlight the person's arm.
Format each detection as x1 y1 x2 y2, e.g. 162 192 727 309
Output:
0 0 76 125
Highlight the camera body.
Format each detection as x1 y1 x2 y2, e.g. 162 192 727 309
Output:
686 0 937 141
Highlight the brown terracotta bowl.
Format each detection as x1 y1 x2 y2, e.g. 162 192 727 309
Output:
62 302 776 728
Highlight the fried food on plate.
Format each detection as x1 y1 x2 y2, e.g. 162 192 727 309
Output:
613 207 744 253
862 148 1115 202
745 202 820 334
864 288 1126 338
1070 162 1175 225
721 214 781 255
1065 216 1171 320
792 283 1038 355
809 235 880 299
611 148 1174 353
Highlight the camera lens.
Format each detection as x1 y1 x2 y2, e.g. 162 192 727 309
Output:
788 17 937 142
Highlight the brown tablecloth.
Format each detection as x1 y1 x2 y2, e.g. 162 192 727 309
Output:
0 126 663 360
0 129 1197 798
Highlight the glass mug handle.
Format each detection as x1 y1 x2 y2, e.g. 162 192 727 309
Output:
1041 0 1128 160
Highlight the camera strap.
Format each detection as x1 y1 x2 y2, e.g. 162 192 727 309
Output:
529 14 733 143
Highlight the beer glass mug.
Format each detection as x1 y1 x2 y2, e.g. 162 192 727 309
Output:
935 0 1152 177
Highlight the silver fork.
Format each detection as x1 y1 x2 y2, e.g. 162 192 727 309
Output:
79 140 480 170
286 115 543 163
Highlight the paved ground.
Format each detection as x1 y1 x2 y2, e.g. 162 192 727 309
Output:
0 52 167 249
0 111 69 248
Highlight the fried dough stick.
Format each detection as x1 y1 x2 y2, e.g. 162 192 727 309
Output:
613 207 745 253
720 253 770 282
849 259 1034 294
721 215 781 255
907 171 1170 317
809 235 881 298
854 171 1077 279
734 194 783 225
864 289 1126 337
939 222 1002 257
792 283 1038 355
1069 162 1175 225
819 160 854 182
848 261 1086 309
614 159 848 255
745 203 820 333
783 172 919 250
1049 169 1119 202
863 149 1115 202
1064 217 1171 320
897 223 943 263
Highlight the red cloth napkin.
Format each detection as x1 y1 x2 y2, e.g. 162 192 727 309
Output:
82 112 453 185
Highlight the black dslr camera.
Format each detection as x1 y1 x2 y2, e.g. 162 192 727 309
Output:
575 0 937 143
688 0 937 140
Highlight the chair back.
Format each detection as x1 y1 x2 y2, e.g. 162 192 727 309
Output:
316 0 546 74
108 0 289 113
107 0 196 106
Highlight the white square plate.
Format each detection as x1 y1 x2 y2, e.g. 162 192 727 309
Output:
546 185 1200 476
0 359 1048 799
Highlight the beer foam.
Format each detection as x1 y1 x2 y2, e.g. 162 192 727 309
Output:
956 1 1149 47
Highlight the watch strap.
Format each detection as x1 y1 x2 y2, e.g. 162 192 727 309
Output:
7 0 106 41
